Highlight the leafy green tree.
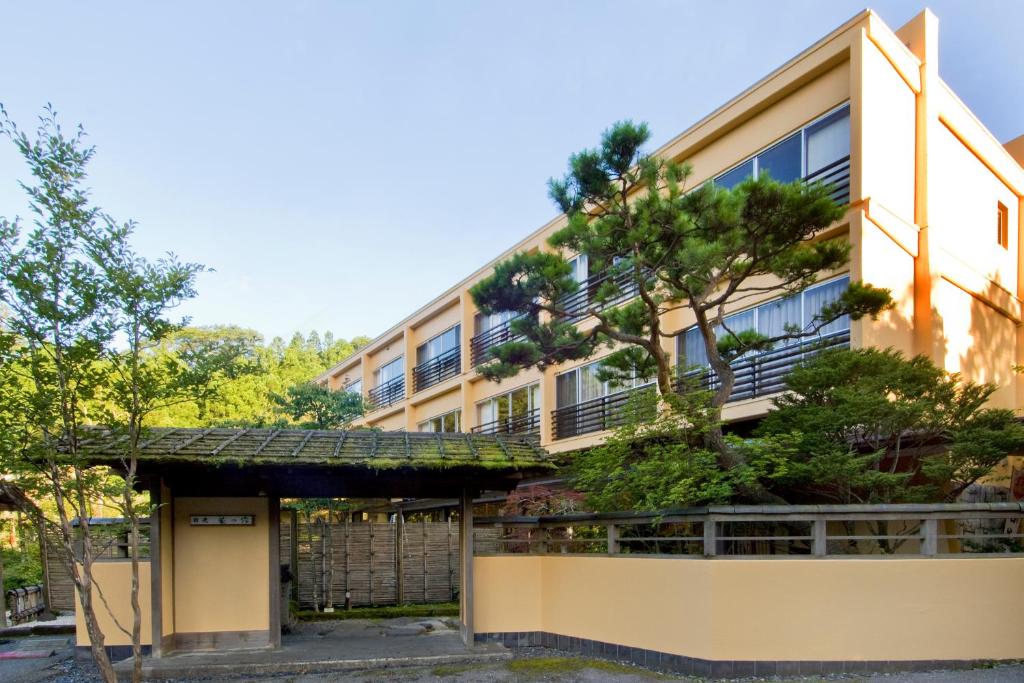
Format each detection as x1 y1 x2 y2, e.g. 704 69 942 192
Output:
0 107 252 682
571 388 792 510
470 121 891 478
273 383 365 429
757 348 1024 504
0 105 128 682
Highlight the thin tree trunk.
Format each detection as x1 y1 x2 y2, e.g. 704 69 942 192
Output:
0 535 7 628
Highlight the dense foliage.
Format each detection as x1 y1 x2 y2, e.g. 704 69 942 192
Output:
571 349 1024 510
141 327 369 428
757 348 1024 504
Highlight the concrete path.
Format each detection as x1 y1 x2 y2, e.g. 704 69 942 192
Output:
0 635 74 683
113 617 510 680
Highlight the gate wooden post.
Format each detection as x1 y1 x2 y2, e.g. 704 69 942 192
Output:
395 511 405 604
459 486 475 646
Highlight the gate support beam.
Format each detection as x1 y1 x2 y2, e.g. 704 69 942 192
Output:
459 486 475 646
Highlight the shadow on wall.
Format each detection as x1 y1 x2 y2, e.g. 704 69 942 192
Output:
867 275 1019 412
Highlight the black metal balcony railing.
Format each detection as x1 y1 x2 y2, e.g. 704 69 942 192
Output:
551 384 657 441
550 329 850 440
412 347 461 392
471 409 541 440
367 376 405 411
680 329 850 402
805 155 851 206
557 267 644 323
470 316 525 366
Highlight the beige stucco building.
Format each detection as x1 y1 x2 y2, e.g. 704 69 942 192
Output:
317 9 1024 456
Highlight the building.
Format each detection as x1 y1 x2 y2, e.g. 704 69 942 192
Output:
316 9 1024 456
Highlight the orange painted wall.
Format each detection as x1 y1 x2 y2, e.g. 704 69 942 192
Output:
475 555 1024 662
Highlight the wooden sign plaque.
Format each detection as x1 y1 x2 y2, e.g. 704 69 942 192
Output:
189 515 255 526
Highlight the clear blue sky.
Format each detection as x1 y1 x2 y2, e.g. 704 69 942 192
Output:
1 1 1021 344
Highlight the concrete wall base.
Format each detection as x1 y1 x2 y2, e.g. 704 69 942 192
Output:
75 644 152 663
474 631 1000 678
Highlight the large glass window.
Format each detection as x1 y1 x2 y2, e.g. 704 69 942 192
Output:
477 383 540 426
555 360 651 408
418 409 461 433
375 357 404 386
712 104 850 188
714 158 755 190
567 253 589 283
476 310 514 334
757 133 802 183
417 325 460 365
344 379 362 396
806 107 851 174
678 275 850 368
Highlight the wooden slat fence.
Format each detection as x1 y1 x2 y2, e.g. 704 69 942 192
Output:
45 515 459 613
283 514 462 609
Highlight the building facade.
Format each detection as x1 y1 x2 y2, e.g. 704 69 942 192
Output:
316 9 1024 455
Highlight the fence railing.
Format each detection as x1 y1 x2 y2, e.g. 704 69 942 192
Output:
471 409 541 440
805 155 851 205
368 376 405 411
413 347 461 392
474 503 1024 558
550 384 656 440
471 316 528 366
679 329 850 402
557 267 645 323
6 584 45 624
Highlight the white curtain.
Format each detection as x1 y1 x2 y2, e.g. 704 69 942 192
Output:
682 327 709 368
806 109 850 173
803 277 850 334
378 357 403 384
757 295 802 343
579 363 605 402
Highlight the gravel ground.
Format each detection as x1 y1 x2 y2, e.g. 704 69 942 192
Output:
5 639 1023 683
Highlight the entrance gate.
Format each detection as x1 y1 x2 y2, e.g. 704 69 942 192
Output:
76 427 552 659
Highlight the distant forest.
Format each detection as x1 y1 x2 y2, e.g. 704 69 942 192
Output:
143 326 369 428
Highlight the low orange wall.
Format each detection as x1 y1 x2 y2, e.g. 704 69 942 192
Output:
474 556 1024 662
74 561 152 647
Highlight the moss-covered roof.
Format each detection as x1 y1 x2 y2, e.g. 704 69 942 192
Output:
80 427 552 472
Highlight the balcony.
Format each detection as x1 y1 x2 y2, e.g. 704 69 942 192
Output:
412 347 461 392
367 376 405 411
551 385 656 441
557 267 644 323
805 155 850 206
470 316 524 366
471 409 541 441
550 330 850 440
680 329 850 403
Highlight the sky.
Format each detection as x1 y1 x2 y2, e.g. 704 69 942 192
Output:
1 1 1021 344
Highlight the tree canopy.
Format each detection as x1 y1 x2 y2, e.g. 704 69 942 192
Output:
470 121 892 483
757 348 1024 504
571 348 1024 510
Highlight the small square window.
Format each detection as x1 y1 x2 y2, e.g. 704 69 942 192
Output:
997 202 1009 250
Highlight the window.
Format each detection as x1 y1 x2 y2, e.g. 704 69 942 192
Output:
475 310 514 335
715 159 755 190
418 409 461 433
678 276 850 368
344 379 362 395
757 133 802 183
567 253 589 283
417 325 460 365
477 383 540 426
712 104 850 188
998 202 1009 249
375 357 404 386
805 107 851 175
555 360 652 408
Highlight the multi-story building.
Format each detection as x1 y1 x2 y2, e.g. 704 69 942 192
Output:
316 8 1024 457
